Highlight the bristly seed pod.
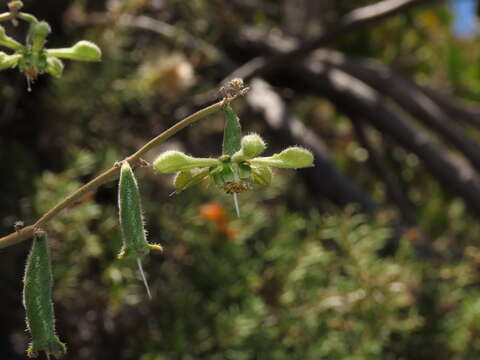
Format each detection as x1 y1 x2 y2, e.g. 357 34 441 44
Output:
23 229 66 359
118 161 163 299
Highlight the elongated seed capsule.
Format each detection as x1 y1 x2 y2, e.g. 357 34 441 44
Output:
23 230 66 359
118 162 163 299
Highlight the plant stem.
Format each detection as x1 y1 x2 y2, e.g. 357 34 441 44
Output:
0 95 240 249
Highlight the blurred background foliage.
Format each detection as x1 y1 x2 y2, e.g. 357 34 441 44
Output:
2 0 480 359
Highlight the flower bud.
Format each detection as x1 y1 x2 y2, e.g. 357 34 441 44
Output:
46 40 102 62
45 56 63 77
28 21 51 53
232 133 266 161
250 147 314 169
153 151 220 173
0 51 21 70
0 25 24 51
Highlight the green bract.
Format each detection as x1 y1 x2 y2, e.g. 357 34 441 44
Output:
249 147 314 168
46 41 102 62
23 230 66 359
45 56 64 78
0 51 21 70
232 133 266 161
28 21 51 53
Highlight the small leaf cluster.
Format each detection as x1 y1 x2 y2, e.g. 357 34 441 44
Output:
153 103 314 195
0 3 101 86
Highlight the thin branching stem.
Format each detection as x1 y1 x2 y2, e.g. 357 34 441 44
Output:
0 95 240 249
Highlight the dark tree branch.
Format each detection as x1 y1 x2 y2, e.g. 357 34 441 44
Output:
419 86 480 130
314 50 480 172
245 78 377 212
226 0 437 81
287 61 480 217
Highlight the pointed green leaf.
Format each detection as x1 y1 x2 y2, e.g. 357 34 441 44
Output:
222 104 242 156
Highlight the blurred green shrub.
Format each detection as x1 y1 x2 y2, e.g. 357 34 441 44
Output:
27 150 480 359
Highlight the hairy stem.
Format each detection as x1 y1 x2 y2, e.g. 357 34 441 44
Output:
0 95 241 249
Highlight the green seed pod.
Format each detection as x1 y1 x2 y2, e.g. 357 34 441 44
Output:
173 168 210 193
0 25 24 51
249 146 314 169
23 230 66 359
153 151 220 173
222 105 242 156
46 40 102 62
45 56 64 78
118 162 162 259
27 21 51 53
232 133 266 161
0 51 22 70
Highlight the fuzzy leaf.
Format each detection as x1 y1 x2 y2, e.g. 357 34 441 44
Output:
250 147 314 169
